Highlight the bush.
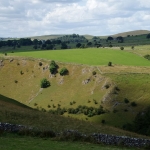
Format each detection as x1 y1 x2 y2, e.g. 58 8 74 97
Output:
49 60 58 74
20 70 23 75
108 62 112 66
14 80 18 83
144 54 150 60
60 67 68 76
101 120 105 124
40 78 50 88
92 71 96 75
124 98 129 103
120 47 124 50
39 62 42 66
131 102 137 107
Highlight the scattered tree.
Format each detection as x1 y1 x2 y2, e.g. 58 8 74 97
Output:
60 67 68 76
120 47 124 50
40 78 50 88
108 62 112 66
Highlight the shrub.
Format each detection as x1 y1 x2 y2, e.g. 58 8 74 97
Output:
40 78 50 88
144 54 150 60
20 70 23 75
34 103 38 106
60 67 68 76
14 80 18 83
49 60 58 74
39 62 42 66
108 62 112 66
104 84 110 89
124 98 129 103
131 46 134 50
120 47 124 50
92 71 96 75
101 120 105 124
131 102 137 107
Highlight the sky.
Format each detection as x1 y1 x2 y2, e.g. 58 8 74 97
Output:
0 0 150 37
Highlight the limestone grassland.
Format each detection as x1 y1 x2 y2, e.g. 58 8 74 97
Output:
1 49 150 128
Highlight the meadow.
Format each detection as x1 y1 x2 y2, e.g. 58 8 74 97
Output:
0 134 138 150
8 48 150 66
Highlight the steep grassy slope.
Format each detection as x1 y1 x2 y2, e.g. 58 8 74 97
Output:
9 48 150 66
1 56 150 128
1 94 146 138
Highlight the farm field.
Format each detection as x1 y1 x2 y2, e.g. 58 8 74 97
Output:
8 48 150 66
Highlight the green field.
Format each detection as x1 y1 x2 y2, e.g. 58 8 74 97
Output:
0 134 138 150
9 48 150 66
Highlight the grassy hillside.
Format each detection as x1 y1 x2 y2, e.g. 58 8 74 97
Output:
0 134 138 150
8 48 150 66
1 93 147 138
1 51 150 128
112 30 150 37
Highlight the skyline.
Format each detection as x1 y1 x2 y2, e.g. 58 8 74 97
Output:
0 0 150 37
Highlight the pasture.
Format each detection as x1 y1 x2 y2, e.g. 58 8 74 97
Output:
0 135 137 150
9 48 150 66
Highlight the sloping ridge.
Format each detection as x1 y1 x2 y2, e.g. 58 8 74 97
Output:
0 94 31 109
112 30 150 37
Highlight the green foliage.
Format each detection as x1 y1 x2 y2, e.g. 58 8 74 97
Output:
108 62 112 66
124 107 150 136
76 43 81 48
146 33 150 39
124 98 129 103
60 67 68 76
92 71 96 75
144 54 150 60
40 78 50 88
101 119 105 124
131 46 134 50
39 62 42 66
104 84 110 89
20 70 23 75
14 80 18 83
131 102 137 107
49 60 58 74
120 47 124 50
33 45 37 49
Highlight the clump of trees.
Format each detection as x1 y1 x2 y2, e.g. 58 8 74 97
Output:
144 54 150 60
40 78 50 88
123 107 150 136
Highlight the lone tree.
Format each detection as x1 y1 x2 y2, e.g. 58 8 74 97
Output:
120 46 124 50
49 60 58 74
108 62 112 66
60 67 68 76
40 78 50 88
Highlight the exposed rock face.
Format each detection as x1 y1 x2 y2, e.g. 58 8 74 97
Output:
82 78 90 84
